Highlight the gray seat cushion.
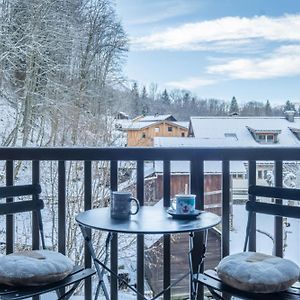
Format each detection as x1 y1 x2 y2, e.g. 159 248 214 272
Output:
0 250 74 286
217 252 300 293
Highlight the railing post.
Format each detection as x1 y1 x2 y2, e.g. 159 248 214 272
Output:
84 161 92 300
222 161 230 258
6 160 14 254
190 159 204 300
32 161 40 250
163 160 171 300
110 160 118 300
137 160 145 300
58 161 66 255
248 160 256 251
274 160 283 257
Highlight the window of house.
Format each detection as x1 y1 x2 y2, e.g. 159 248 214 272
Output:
168 127 173 132
256 133 276 143
237 174 243 179
181 132 185 137
141 132 146 138
263 170 268 179
257 170 263 179
258 134 265 141
155 127 160 133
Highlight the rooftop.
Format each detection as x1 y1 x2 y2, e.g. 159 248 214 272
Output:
189 116 300 147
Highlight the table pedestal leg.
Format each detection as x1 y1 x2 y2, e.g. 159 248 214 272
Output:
189 230 208 300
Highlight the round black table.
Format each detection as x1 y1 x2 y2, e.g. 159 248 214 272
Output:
76 206 221 300
76 206 221 234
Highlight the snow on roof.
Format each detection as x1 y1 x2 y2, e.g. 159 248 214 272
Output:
172 121 189 129
123 121 158 130
138 114 175 122
154 136 238 147
153 160 245 174
121 120 188 131
190 117 300 147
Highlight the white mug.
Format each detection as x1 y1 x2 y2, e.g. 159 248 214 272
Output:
174 194 196 214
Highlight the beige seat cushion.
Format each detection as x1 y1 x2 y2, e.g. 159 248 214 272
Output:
0 250 74 286
217 252 300 293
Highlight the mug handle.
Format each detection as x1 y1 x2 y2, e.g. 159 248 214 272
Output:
130 197 140 215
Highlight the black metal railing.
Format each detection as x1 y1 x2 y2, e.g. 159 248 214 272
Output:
0 147 299 300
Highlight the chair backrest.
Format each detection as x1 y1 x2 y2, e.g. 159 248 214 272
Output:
0 184 46 249
244 185 300 251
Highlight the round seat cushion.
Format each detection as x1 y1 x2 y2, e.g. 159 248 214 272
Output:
217 252 300 293
0 250 74 286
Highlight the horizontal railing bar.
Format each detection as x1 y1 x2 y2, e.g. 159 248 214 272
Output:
0 147 300 161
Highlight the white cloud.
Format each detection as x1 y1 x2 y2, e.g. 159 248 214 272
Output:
207 44 300 79
132 14 300 51
166 77 217 89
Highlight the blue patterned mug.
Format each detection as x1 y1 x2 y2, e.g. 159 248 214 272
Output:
174 194 196 214
110 192 140 219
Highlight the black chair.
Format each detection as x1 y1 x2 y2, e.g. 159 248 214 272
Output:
0 184 95 300
194 185 300 300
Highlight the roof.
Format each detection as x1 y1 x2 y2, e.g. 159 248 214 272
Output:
154 136 237 147
189 117 300 147
153 160 246 174
121 120 188 131
153 137 246 173
172 121 189 129
137 114 176 122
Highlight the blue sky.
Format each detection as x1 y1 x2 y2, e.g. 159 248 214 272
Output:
115 0 300 105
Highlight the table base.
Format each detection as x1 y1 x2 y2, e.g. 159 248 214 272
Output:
80 224 208 300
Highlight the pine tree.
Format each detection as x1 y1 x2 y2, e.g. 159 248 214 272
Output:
141 86 149 115
161 89 170 106
265 100 272 116
284 100 295 112
131 82 140 116
229 96 239 115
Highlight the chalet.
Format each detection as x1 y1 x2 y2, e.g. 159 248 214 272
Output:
119 114 188 147
188 114 300 146
188 114 300 199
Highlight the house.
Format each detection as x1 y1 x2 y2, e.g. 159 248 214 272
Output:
188 113 300 199
188 114 300 147
119 114 189 147
116 111 129 120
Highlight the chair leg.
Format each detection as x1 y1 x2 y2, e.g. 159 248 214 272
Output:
207 286 225 300
94 281 102 300
57 281 81 300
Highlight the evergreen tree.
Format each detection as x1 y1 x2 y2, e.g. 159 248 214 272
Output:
229 96 239 115
141 86 149 115
131 82 140 116
265 100 272 116
283 100 295 112
161 89 170 106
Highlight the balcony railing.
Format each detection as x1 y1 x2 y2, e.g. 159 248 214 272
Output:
0 146 299 300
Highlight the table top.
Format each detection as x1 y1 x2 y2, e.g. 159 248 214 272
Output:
76 206 221 234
